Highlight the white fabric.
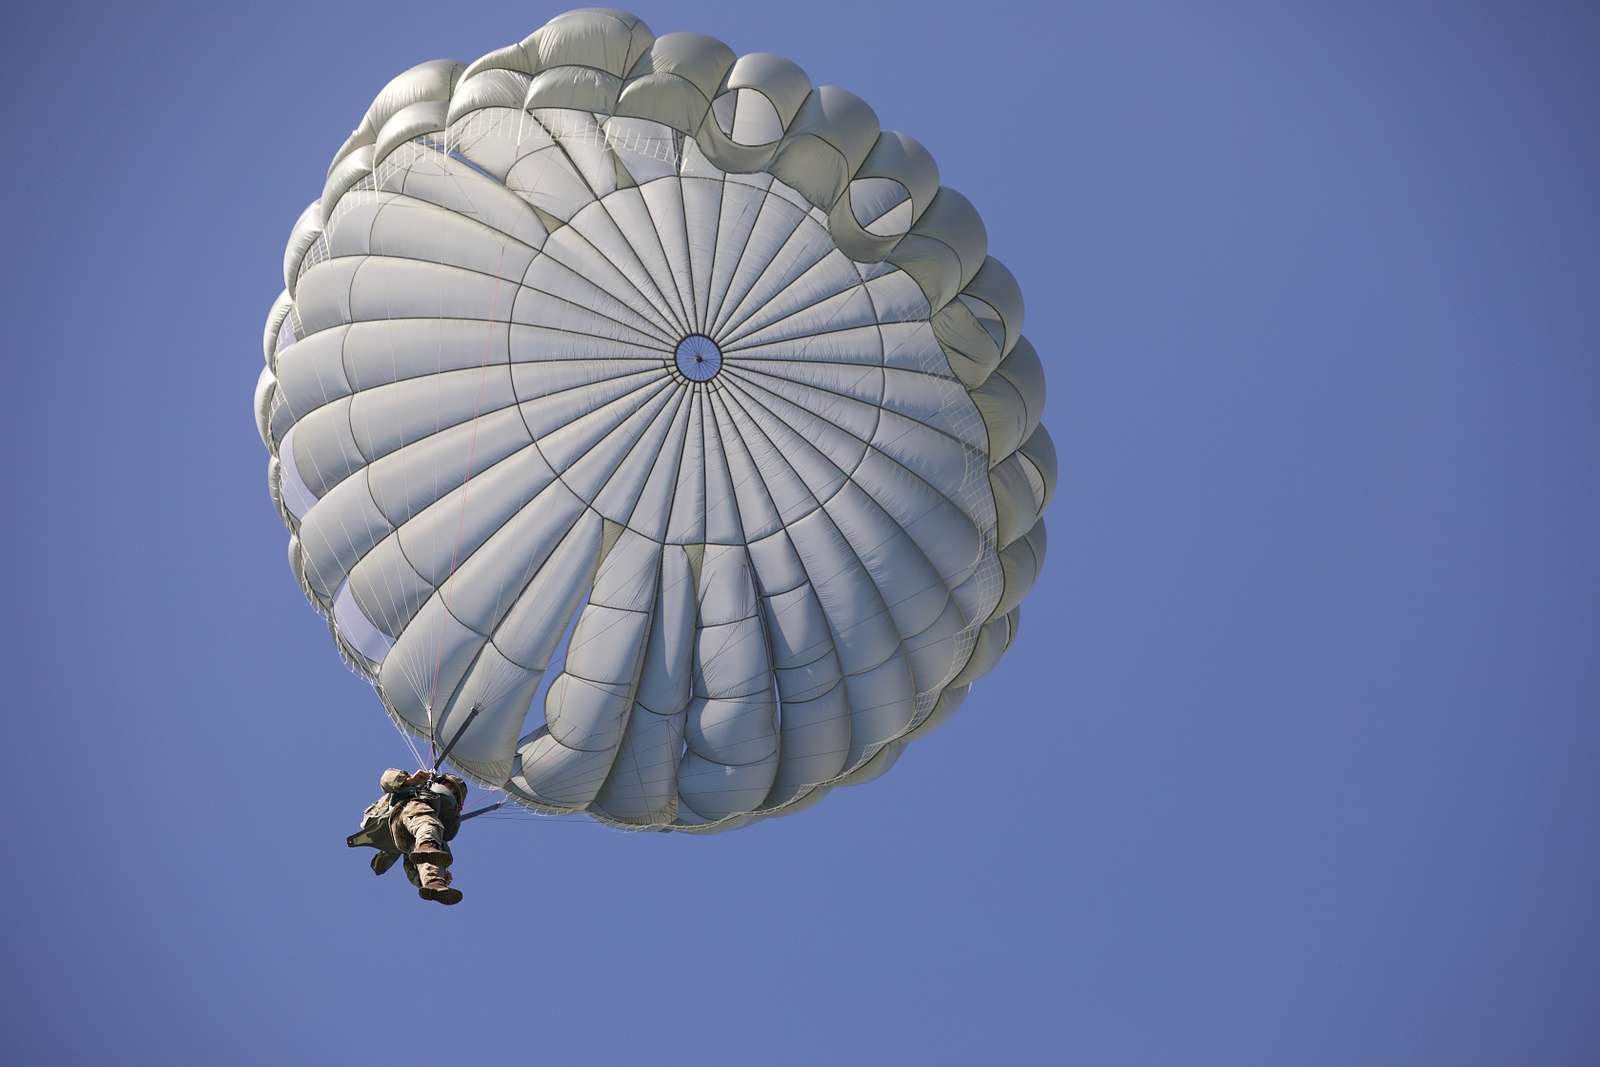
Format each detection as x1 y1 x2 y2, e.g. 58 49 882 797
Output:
256 8 1053 831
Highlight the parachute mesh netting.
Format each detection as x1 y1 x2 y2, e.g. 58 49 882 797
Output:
254 8 1056 832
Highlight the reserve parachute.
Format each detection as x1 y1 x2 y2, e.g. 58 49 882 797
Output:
254 8 1056 831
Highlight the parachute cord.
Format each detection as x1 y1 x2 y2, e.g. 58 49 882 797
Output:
400 722 428 772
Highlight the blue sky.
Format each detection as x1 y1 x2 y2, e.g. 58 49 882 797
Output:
4 3 1597 1064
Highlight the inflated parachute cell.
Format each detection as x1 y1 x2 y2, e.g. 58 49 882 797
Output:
255 8 1055 832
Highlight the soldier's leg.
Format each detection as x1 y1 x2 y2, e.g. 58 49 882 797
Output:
399 800 452 865
396 800 461 904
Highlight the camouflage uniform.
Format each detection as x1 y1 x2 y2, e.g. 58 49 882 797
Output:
347 768 468 905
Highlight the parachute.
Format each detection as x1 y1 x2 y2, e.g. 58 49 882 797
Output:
254 8 1056 832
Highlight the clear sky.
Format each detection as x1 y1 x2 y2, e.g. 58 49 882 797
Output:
5 3 1597 1064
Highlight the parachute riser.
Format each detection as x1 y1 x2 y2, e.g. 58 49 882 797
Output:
433 704 482 772
459 802 504 822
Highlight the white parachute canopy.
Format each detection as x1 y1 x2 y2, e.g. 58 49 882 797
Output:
255 8 1055 832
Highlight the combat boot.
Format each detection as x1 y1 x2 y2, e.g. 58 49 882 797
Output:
418 869 463 906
